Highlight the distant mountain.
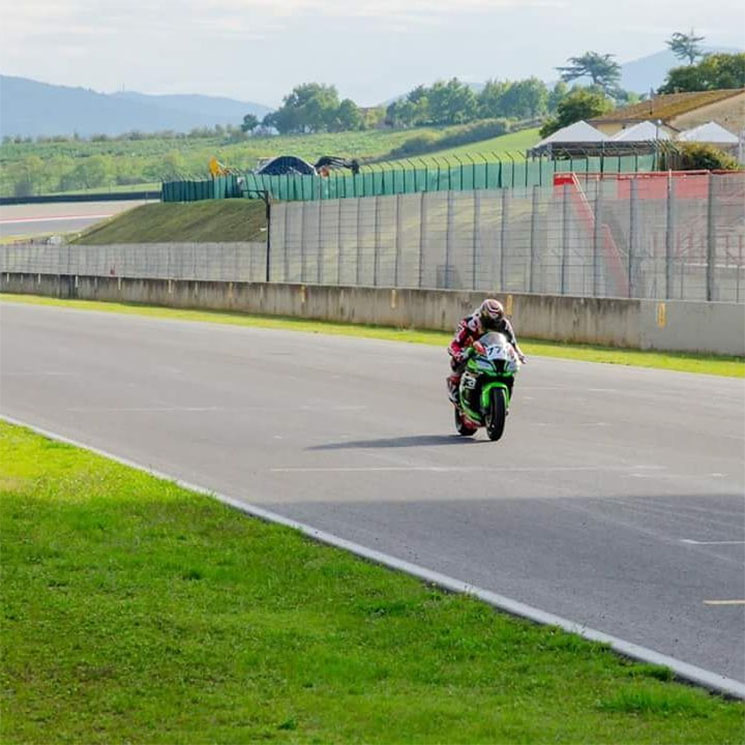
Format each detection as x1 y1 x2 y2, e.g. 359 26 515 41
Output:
381 47 744 106
0 75 272 138
619 46 743 94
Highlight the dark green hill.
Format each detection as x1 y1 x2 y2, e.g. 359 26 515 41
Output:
73 200 267 244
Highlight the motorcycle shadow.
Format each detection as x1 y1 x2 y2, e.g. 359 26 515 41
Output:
308 434 484 451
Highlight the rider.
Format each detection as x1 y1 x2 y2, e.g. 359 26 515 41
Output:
447 298 526 404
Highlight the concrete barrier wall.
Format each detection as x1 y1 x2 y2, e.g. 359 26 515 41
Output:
2 273 743 356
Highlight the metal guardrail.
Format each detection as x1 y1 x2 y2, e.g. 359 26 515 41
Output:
0 191 162 206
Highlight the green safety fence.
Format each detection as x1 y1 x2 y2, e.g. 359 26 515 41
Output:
161 154 658 203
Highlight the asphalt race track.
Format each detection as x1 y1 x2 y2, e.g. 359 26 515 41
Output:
1 302 743 682
0 200 151 240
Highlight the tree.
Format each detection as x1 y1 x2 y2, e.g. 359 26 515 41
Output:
477 79 509 119
427 78 477 125
547 81 569 113
659 53 745 93
676 142 738 171
557 52 621 95
539 89 613 138
263 83 341 134
498 77 548 119
360 106 385 130
331 99 363 132
666 29 705 65
240 113 259 133
161 150 187 180
9 156 45 197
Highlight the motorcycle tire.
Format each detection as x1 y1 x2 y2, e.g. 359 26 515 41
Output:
485 388 506 441
454 407 477 436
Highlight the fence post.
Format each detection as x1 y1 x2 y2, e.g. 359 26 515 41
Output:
264 195 271 283
628 179 639 298
374 196 381 286
356 198 362 285
665 173 675 299
445 191 455 288
337 199 343 285
706 173 716 301
419 191 427 289
500 188 510 290
282 202 290 282
593 182 603 297
316 200 323 284
300 200 308 283
529 185 540 293
561 184 569 294
472 191 480 291
394 194 402 287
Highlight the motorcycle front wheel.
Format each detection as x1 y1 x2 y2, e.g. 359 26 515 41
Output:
485 388 506 441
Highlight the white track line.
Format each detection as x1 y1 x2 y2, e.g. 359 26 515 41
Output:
271 465 665 474
2 412 744 701
0 214 114 224
681 539 745 546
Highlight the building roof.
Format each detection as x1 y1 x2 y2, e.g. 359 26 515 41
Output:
536 120 607 146
677 121 739 144
590 89 745 125
611 120 672 141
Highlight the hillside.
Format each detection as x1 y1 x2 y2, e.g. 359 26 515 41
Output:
73 200 267 244
1 123 538 197
394 128 541 164
0 76 271 138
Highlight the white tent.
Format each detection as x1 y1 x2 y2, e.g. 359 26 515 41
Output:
611 120 670 141
535 120 607 146
677 121 739 144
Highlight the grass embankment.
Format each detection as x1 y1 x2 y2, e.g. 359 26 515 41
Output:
385 128 542 165
73 200 267 244
1 421 743 744
2 294 743 377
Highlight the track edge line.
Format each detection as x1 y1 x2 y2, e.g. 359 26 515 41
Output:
2 412 743 701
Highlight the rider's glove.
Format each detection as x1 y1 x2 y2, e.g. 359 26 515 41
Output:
459 347 474 363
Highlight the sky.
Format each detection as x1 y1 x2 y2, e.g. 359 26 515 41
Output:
1 0 744 107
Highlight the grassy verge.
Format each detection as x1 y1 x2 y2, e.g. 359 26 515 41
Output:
387 128 542 165
1 421 743 744
72 200 267 244
2 293 743 377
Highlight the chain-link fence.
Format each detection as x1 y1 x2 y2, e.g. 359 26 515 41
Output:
3 173 744 302
0 243 268 283
268 172 745 302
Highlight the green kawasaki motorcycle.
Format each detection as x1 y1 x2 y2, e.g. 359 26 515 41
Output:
453 331 521 441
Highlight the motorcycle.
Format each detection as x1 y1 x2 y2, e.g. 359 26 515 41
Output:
452 332 522 441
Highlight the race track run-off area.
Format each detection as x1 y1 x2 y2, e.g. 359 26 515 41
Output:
1 302 743 684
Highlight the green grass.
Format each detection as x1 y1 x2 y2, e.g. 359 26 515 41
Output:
72 200 267 244
386 128 542 165
2 421 743 744
1 125 542 198
1 293 743 377
2 125 523 198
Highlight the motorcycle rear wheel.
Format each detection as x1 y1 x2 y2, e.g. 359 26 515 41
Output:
454 407 478 436
485 388 506 441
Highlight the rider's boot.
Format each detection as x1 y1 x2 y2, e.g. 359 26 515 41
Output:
446 375 460 404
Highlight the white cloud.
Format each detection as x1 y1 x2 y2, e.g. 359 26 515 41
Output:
211 0 566 15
